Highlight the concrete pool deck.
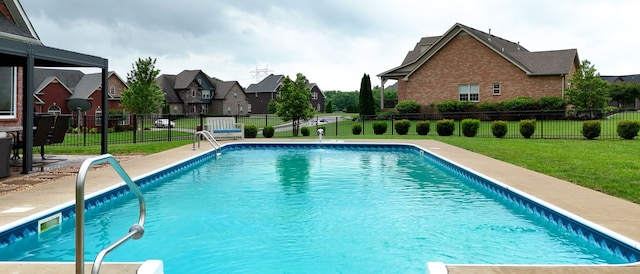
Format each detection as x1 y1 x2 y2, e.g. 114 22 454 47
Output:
0 139 639 273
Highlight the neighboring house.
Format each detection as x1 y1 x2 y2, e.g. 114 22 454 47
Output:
33 68 129 127
157 70 248 115
246 74 326 114
601 74 640 109
211 79 249 116
378 23 580 109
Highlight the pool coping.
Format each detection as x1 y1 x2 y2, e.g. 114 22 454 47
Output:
1 139 640 274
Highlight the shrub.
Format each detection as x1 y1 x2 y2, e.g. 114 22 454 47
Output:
89 127 98 134
372 121 388 135
491 120 508 138
581 120 601 140
262 126 275 138
500 96 538 111
477 101 500 111
436 119 455 136
107 127 115 133
617 120 640 139
352 124 362 135
537 96 567 110
519 119 536 138
300 126 310 136
460 118 480 137
416 121 430 136
394 119 411 135
395 100 421 114
376 110 398 120
245 125 258 138
114 125 125 132
433 100 475 113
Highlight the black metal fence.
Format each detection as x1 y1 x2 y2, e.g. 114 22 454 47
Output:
55 109 640 147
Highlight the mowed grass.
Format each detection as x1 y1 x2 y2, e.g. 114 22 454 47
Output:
431 137 640 204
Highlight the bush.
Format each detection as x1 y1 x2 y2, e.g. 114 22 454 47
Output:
519 119 536 138
372 121 388 135
376 110 398 120
394 119 411 135
395 100 421 114
477 101 500 111
581 120 601 140
436 119 455 136
491 120 508 138
114 125 125 132
433 100 475 113
460 118 480 137
352 124 362 135
89 127 98 134
245 125 258 138
416 121 430 136
537 96 567 110
301 126 310 136
262 126 275 138
500 96 538 111
617 120 640 140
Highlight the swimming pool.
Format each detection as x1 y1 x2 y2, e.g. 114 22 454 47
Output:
1 143 640 273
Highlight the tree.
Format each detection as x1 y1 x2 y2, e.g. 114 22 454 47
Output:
120 57 165 114
565 60 610 118
359 73 376 116
609 82 640 108
267 99 278 114
276 73 315 136
372 86 398 108
325 100 333 113
324 90 359 112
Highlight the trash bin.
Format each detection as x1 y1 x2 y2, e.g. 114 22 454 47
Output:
0 137 12 178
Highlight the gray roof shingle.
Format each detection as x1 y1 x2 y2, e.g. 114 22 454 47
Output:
246 74 284 93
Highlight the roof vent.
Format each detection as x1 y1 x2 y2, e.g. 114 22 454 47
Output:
517 41 520 50
501 47 504 52
488 29 492 41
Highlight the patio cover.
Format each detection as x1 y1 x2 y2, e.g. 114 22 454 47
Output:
0 37 109 174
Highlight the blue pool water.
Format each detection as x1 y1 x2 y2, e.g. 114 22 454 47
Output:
0 144 633 273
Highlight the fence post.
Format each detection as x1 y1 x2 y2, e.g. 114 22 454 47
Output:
390 115 394 135
167 113 172 141
361 116 365 135
133 114 137 144
458 112 461 137
540 110 544 139
334 116 338 136
83 113 87 146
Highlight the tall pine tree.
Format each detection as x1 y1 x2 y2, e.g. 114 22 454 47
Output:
359 73 376 116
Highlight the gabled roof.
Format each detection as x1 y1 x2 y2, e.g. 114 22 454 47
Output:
34 68 84 93
211 78 239 99
246 74 284 93
174 70 215 90
0 0 40 44
379 23 578 80
34 76 73 95
68 71 119 99
601 75 640 84
307 82 326 97
156 74 181 104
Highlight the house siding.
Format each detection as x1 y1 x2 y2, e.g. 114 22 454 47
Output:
401 33 568 107
247 92 277 114
212 84 249 116
35 82 71 114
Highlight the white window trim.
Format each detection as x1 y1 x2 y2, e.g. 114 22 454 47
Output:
109 86 116 95
492 83 501 95
0 67 17 119
458 84 479 102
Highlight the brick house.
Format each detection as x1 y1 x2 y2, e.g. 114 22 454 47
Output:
157 70 249 115
378 23 580 109
601 75 640 109
246 74 326 114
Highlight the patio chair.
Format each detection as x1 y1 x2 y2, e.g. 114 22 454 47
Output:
0 137 12 178
43 115 71 160
15 115 55 160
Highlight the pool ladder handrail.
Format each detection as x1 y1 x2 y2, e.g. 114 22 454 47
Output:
75 154 146 274
193 130 222 156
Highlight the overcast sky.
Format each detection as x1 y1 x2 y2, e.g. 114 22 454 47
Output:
20 0 640 91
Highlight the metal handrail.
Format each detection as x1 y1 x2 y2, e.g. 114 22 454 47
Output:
193 130 222 156
75 154 146 274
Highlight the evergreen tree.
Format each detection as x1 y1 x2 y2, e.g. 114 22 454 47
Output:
565 60 610 118
359 73 376 116
325 100 333 113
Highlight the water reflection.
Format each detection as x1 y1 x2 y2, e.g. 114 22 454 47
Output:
276 151 310 194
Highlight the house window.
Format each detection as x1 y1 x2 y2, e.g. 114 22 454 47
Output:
95 107 102 126
234 92 237 99
316 103 321 111
0 67 17 118
202 90 211 99
192 105 197 114
197 79 202 85
493 83 501 95
227 106 231 114
201 105 208 114
239 106 244 115
459 84 479 102
109 86 116 96
48 104 61 115
255 93 258 98
173 105 178 114
118 111 131 126
312 92 318 100
191 88 196 98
